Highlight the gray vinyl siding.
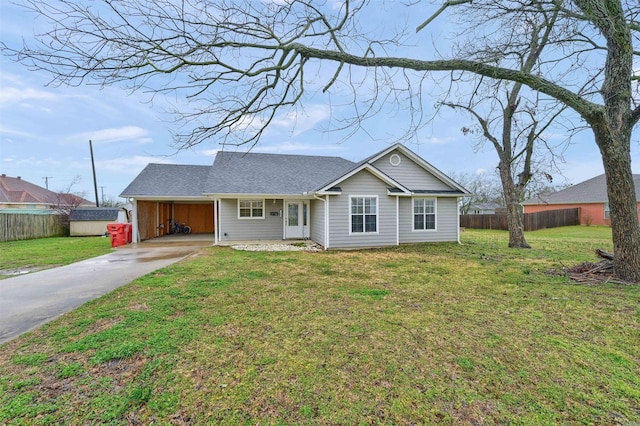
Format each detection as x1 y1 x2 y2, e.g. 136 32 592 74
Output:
309 199 325 246
399 197 459 243
373 150 452 190
327 170 397 249
218 198 284 241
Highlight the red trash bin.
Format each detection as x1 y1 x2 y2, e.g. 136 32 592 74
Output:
106 223 127 247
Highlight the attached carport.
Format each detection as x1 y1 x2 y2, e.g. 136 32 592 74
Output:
135 198 215 241
120 163 216 243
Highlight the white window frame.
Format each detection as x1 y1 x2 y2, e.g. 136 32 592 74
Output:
604 202 610 220
412 197 437 232
349 195 379 235
237 199 265 220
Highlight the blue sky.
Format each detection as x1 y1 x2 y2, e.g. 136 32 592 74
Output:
1 1 637 204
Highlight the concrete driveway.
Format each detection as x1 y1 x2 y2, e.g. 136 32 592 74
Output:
0 237 213 345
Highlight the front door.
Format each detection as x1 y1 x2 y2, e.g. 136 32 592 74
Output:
285 201 304 239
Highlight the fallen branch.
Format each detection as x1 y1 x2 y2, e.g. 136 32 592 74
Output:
595 249 614 260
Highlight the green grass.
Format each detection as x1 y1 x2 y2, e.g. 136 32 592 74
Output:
0 237 112 278
1 226 638 424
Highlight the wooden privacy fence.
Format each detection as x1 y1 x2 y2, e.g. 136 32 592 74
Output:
0 213 65 242
460 208 580 231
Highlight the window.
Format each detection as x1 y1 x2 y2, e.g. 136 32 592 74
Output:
604 202 610 220
413 198 436 231
350 196 377 233
238 199 264 219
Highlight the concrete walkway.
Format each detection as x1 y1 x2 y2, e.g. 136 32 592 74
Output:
0 238 213 345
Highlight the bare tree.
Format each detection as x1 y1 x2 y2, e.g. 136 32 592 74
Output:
47 175 89 234
442 82 567 248
448 171 502 215
3 0 639 281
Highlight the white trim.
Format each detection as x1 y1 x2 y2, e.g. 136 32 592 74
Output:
214 199 218 245
348 195 379 235
412 197 437 232
326 196 330 249
387 190 412 197
218 199 223 242
456 197 461 243
121 196 211 202
396 196 400 245
131 199 139 243
204 193 316 199
390 153 401 166
237 199 265 219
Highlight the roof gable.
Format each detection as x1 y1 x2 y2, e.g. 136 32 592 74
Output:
317 144 470 195
522 174 640 205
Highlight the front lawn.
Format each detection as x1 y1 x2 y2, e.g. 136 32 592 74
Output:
0 237 113 279
1 227 638 424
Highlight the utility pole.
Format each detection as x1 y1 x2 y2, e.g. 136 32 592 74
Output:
89 140 99 207
100 186 106 205
42 176 53 189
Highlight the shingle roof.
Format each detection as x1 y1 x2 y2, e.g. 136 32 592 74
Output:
0 175 60 204
0 175 93 206
522 174 640 205
120 164 213 197
69 207 120 221
204 151 355 195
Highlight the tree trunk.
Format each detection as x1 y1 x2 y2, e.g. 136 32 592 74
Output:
594 129 640 282
498 163 531 249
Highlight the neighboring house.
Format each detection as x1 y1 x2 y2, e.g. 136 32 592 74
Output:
0 174 93 210
69 207 128 236
120 143 471 249
522 174 640 226
467 202 503 215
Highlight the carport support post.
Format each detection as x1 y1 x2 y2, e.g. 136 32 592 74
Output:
131 199 139 243
214 199 218 245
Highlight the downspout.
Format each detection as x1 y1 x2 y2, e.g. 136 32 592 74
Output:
313 193 328 250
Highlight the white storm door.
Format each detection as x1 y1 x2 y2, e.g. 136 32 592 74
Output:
285 201 303 239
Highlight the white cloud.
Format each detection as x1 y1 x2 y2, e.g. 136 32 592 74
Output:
0 124 34 138
95 155 175 173
270 105 331 136
422 136 456 145
254 142 344 153
0 86 57 109
200 149 220 157
72 126 152 144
